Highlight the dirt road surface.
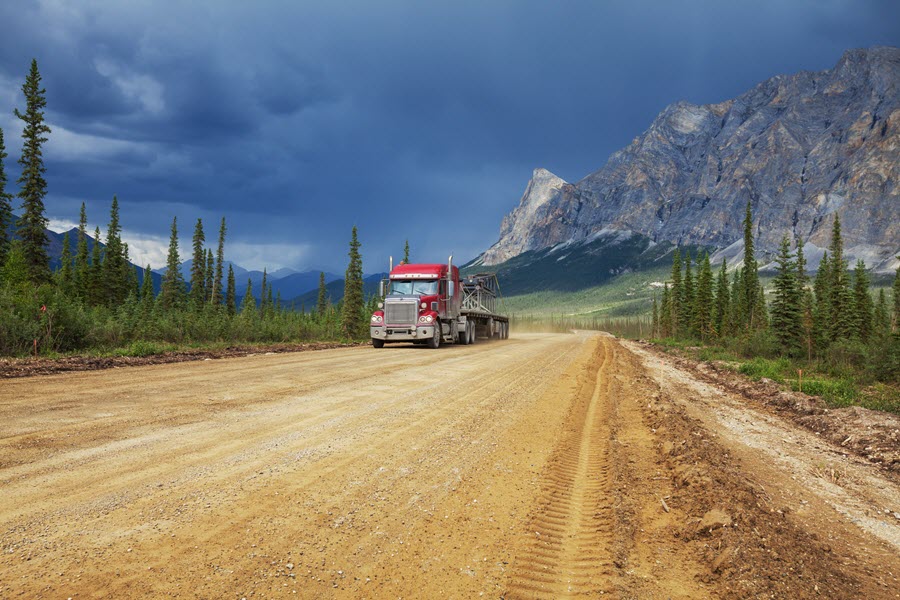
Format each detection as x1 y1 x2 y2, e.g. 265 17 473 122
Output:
1 333 898 598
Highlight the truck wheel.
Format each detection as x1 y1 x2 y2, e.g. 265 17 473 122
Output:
372 338 385 348
427 325 441 349
469 322 476 344
458 326 468 345
503 322 509 339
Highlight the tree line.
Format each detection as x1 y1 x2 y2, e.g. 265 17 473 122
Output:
0 59 370 356
651 202 900 383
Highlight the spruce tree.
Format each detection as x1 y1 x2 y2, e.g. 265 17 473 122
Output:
893 260 900 334
205 249 214 303
659 283 672 338
341 226 364 338
316 271 328 316
101 196 130 307
669 248 682 335
0 127 13 265
403 239 410 263
770 234 802 355
852 260 873 342
240 278 255 314
650 294 659 338
159 217 185 310
140 264 155 317
694 252 714 341
225 264 236 315
812 251 831 350
681 252 695 337
714 258 729 337
740 201 760 331
259 268 268 316
796 235 808 289
87 226 104 305
58 230 73 293
14 59 52 285
266 280 274 312
189 218 206 308
873 288 889 340
729 269 744 336
801 289 815 361
754 282 769 329
212 217 226 306
827 215 854 341
73 202 89 299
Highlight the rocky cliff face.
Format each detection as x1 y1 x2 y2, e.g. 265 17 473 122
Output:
482 47 900 272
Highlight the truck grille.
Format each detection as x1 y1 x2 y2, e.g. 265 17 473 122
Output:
385 301 417 326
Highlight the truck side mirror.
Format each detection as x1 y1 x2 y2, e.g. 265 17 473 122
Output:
379 280 386 298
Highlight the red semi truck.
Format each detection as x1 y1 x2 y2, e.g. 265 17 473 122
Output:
370 256 509 348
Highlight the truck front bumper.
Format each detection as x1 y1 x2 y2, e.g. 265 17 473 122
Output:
370 325 435 342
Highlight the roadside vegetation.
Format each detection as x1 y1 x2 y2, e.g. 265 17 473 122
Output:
0 60 372 358
506 204 899 413
647 203 900 413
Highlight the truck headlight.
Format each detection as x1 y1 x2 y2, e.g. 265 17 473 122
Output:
418 315 433 323
371 315 383 323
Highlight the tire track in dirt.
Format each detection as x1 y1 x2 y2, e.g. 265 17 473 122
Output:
506 337 619 598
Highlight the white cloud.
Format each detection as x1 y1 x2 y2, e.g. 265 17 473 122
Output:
93 57 165 115
122 230 169 269
46 218 78 233
44 121 153 162
227 241 313 272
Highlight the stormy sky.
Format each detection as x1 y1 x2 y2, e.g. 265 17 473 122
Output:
0 1 897 273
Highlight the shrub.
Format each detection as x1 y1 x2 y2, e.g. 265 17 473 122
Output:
739 357 791 382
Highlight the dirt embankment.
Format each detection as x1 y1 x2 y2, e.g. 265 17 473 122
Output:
632 341 900 478
1 333 898 598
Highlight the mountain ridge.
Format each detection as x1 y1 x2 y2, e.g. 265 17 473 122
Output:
482 46 900 275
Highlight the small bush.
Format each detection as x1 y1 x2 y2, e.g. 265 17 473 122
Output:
790 377 858 407
739 357 791 383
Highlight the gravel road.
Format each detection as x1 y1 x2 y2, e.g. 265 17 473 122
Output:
1 333 898 598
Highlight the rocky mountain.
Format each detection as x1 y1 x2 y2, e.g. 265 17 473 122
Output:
482 46 900 275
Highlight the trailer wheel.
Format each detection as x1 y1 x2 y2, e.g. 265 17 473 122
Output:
427 325 441 349
458 325 468 345
372 338 385 348
504 322 509 339
469 322 476 344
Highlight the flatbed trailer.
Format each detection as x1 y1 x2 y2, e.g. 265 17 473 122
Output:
460 273 509 340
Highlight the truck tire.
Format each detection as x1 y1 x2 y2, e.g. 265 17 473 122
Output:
427 324 441 349
372 338 385 348
503 322 509 339
469 322 476 344
458 325 468 345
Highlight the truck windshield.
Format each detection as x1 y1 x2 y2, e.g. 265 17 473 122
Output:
389 280 438 295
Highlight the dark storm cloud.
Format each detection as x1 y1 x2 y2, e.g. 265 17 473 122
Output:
0 0 897 271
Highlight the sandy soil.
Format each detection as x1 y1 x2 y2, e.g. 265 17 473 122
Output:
1 333 898 598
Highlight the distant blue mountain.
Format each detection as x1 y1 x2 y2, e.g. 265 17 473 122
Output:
291 272 387 311
158 260 340 301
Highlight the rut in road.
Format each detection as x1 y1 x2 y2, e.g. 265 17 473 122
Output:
506 338 621 598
